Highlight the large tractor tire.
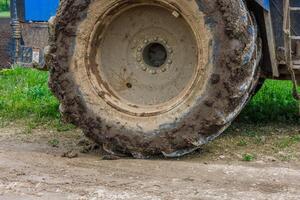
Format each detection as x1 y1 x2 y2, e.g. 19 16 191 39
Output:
46 0 261 158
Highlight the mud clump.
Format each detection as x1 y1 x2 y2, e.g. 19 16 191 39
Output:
61 150 78 159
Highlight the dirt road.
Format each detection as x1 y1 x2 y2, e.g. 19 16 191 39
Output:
0 126 300 200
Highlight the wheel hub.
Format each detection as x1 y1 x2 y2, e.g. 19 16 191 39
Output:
89 3 200 115
136 38 174 74
142 42 167 68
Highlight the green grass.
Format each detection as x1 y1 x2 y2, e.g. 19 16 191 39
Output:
242 153 255 162
276 135 300 149
0 67 299 132
0 0 9 11
0 11 9 18
0 0 10 18
48 138 60 147
237 139 248 147
239 80 299 123
0 67 74 131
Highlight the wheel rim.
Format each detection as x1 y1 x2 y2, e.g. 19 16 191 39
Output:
87 2 202 116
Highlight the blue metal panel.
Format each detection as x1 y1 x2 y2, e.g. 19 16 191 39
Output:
254 0 270 11
24 0 59 22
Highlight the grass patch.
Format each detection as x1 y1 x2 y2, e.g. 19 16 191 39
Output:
0 67 298 134
185 123 300 163
0 11 9 18
48 138 60 148
239 79 299 123
276 135 300 149
242 153 255 162
0 67 74 131
0 0 9 18
237 139 247 147
0 0 9 11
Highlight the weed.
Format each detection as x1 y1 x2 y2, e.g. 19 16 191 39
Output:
48 139 60 147
242 154 255 162
276 135 300 149
22 121 38 134
254 136 266 145
291 135 300 142
54 119 76 132
276 138 290 149
243 130 258 137
237 139 247 146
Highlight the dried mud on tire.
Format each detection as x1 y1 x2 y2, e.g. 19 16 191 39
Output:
46 0 260 158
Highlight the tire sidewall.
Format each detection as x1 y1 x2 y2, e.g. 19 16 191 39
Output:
49 0 259 156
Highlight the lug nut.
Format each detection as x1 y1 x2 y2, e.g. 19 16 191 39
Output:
151 70 157 74
172 11 180 18
142 66 147 71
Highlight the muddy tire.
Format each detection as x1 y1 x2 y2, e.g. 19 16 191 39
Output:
46 0 261 158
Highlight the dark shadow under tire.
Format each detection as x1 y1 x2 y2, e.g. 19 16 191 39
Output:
46 0 261 158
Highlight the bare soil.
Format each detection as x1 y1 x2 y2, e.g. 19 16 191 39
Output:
0 124 300 200
0 18 11 69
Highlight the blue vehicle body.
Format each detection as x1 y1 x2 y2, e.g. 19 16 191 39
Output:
24 0 59 22
17 0 270 21
22 0 272 17
255 0 270 10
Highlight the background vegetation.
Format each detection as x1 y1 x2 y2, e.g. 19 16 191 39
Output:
0 0 9 18
0 67 74 131
0 0 9 11
239 80 299 123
